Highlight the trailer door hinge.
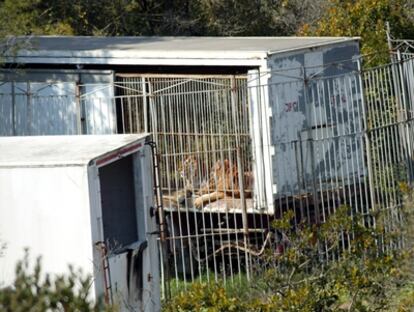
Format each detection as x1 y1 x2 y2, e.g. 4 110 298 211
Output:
149 206 156 218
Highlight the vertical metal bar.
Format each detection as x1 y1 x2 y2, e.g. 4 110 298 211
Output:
345 75 359 215
358 59 376 213
75 81 83 134
203 90 219 282
320 79 334 222
395 54 412 247
325 77 345 256
294 137 305 225
377 68 392 213
181 78 195 282
333 77 349 254
164 92 180 288
381 66 398 235
407 58 414 182
224 82 235 284
365 69 380 208
148 82 157 143
218 80 232 284
389 63 406 170
189 83 205 281
147 141 171 299
310 81 327 224
142 77 149 133
397 51 413 181
389 46 407 208
297 130 307 223
120 97 125 134
355 73 371 219
169 84 188 287
326 78 338 202
338 76 353 250
213 88 227 283
304 75 320 224
127 84 133 134
239 78 249 278
231 76 250 280
200 90 210 284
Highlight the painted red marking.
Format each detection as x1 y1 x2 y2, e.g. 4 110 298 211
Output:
284 101 297 112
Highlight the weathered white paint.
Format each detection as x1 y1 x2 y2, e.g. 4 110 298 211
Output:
83 84 116 134
0 71 116 136
0 134 159 312
247 69 266 211
0 135 145 166
136 147 160 312
0 82 13 135
0 166 92 286
7 36 359 67
14 82 78 135
266 42 363 196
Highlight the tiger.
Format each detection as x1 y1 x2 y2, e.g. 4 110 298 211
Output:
162 156 253 209
193 158 253 208
161 155 207 208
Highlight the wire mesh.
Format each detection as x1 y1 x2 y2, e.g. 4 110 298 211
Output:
113 75 255 287
112 68 413 288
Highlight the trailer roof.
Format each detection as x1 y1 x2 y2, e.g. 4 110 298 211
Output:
0 134 149 168
8 36 359 66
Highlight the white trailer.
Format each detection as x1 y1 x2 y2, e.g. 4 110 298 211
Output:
0 134 160 311
0 36 361 214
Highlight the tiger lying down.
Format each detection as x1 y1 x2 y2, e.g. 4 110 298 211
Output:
163 156 253 209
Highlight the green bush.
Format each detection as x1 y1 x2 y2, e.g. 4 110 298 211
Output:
164 195 414 311
163 282 248 312
0 250 115 312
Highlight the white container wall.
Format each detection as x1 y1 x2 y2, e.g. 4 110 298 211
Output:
0 70 116 136
0 134 160 312
264 42 363 198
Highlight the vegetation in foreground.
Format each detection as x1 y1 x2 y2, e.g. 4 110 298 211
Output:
0 250 113 312
0 190 414 311
164 189 414 311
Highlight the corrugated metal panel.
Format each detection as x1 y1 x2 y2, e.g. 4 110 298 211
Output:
266 42 363 196
0 83 13 135
82 84 116 134
14 81 78 135
0 69 115 136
